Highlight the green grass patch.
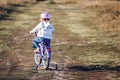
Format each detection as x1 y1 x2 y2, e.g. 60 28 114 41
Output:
48 0 56 4
65 42 120 66
0 31 12 36
0 43 11 56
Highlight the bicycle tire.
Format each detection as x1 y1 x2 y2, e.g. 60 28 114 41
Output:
34 53 42 65
42 47 50 70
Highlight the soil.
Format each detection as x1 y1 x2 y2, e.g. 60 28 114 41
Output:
0 0 120 80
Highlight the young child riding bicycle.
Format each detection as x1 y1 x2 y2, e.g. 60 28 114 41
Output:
30 12 55 69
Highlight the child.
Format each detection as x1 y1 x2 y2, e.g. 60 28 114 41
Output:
30 12 55 59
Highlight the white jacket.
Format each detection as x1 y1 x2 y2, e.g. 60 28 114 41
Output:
31 21 55 39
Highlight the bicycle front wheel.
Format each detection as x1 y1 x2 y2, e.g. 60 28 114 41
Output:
42 47 50 70
34 53 42 65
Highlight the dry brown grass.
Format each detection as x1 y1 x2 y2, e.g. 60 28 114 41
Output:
52 0 120 34
80 0 120 33
95 1 120 32
54 0 79 4
0 0 34 7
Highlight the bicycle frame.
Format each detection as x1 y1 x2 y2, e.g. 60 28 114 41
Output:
34 41 50 70
34 32 51 58
39 42 51 59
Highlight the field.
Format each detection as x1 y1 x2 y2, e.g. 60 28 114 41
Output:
0 0 120 80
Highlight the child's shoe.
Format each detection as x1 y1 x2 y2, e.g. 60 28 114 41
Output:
33 64 38 70
34 48 40 53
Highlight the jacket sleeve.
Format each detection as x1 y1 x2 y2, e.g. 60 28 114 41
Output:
31 23 42 33
51 24 55 33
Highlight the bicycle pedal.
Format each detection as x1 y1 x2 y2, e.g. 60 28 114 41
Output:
40 63 43 66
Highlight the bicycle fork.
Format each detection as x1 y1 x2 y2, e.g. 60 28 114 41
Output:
39 43 51 68
39 43 51 59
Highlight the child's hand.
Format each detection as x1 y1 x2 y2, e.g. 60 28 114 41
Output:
29 31 33 34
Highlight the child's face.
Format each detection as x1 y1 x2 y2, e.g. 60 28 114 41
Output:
40 18 44 22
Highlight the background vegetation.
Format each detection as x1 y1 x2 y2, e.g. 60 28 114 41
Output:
0 0 120 80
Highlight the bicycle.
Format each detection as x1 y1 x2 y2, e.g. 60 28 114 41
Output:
32 32 58 70
34 41 51 70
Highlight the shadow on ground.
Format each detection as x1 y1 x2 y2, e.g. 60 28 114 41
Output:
0 6 23 20
67 65 120 71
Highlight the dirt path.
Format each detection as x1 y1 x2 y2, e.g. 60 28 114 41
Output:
0 1 120 80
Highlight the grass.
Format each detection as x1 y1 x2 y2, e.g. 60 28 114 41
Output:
0 0 120 80
48 0 56 4
0 70 30 80
51 2 120 69
82 0 120 33
0 0 42 20
0 3 35 79
0 1 56 79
